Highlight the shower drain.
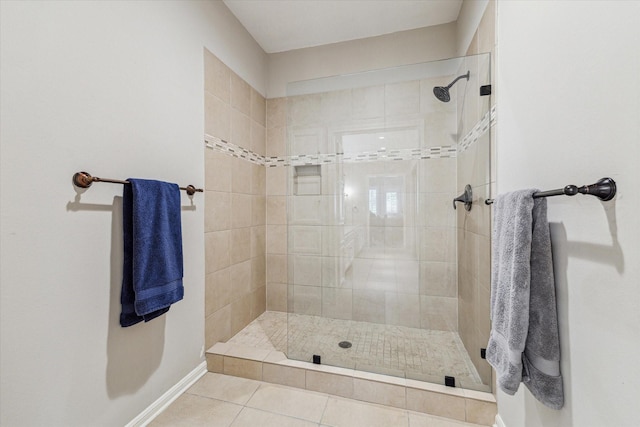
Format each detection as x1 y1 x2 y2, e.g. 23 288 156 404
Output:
338 341 352 349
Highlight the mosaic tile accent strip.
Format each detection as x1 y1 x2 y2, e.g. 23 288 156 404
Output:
205 105 497 164
458 104 497 154
204 134 265 166
205 134 457 168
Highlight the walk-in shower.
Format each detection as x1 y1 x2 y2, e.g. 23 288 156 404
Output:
272 54 493 392
227 54 493 393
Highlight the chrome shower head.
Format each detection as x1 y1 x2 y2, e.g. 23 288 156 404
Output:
433 71 470 102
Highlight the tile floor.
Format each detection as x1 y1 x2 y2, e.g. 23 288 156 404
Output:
229 311 486 390
150 372 486 427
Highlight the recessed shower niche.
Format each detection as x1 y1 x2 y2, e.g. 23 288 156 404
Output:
293 165 321 196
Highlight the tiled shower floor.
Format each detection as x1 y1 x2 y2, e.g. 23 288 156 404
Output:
228 311 485 390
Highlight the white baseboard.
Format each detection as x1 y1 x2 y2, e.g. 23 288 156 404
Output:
126 361 208 427
494 413 506 427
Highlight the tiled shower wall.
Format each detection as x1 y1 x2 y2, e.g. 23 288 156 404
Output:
264 78 460 331
265 98 289 313
204 49 267 349
456 0 496 387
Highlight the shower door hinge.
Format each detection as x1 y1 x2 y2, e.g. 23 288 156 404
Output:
312 355 321 365
481 348 487 359
445 376 456 387
480 85 492 96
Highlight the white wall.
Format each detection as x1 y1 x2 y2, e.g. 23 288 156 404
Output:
495 2 640 426
267 23 457 98
0 1 266 426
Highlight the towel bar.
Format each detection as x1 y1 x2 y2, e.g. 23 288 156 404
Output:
485 177 616 205
72 171 203 196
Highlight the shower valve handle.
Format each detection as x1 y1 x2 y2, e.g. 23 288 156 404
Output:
453 185 473 211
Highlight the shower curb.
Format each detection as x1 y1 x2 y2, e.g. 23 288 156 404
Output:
206 342 496 426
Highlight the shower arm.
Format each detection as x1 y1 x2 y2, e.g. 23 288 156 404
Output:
446 72 470 89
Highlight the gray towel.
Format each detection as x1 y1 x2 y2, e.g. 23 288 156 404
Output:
486 189 564 409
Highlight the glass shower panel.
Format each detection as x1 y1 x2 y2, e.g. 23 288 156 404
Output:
285 54 492 392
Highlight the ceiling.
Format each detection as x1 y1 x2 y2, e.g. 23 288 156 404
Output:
223 0 463 54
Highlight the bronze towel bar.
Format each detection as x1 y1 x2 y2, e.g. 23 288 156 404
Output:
484 177 616 205
72 171 203 196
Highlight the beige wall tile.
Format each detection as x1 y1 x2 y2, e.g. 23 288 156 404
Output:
420 192 456 228
205 230 230 273
353 378 406 409
204 49 230 103
385 292 420 328
205 268 231 317
205 149 232 192
352 290 385 324
267 195 287 225
466 398 497 425
420 295 458 331
306 370 354 399
406 388 465 421
266 166 288 196
223 356 262 381
205 92 230 142
231 108 251 149
231 72 251 116
267 224 287 255
292 255 321 286
288 94 321 127
251 225 266 258
250 286 266 320
352 85 385 120
252 195 266 226
250 88 266 126
230 228 252 265
231 194 252 228
420 261 456 297
267 282 287 312
205 191 230 232
251 255 266 291
266 254 287 283
266 97 286 129
419 157 457 194
205 353 223 373
231 294 252 336
251 163 266 196
266 126 286 157
321 288 352 320
205 304 231 349
320 89 352 124
385 80 420 118
229 259 251 302
421 227 456 262
262 363 305 389
232 156 252 194
292 285 321 316
251 121 266 156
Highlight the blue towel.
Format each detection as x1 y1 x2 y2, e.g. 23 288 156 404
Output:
120 178 184 327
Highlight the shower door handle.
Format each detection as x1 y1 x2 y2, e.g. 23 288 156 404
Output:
453 185 473 211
